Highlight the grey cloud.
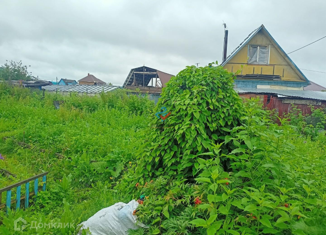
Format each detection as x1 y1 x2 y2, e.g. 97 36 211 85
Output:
0 0 325 86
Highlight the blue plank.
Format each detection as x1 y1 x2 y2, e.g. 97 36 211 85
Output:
16 186 21 210
42 175 46 191
34 179 38 202
25 182 29 208
6 190 11 214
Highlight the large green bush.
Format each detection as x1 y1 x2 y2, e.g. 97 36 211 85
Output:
137 63 244 180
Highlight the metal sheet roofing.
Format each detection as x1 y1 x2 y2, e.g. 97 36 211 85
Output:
42 85 119 94
235 88 326 101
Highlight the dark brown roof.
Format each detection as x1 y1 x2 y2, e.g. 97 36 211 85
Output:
79 73 106 85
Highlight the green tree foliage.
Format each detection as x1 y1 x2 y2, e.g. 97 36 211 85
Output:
0 60 32 81
137 63 244 180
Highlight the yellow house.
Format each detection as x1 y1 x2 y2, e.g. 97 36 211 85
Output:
222 25 310 90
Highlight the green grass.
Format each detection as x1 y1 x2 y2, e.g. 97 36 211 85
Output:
0 81 325 234
0 84 153 234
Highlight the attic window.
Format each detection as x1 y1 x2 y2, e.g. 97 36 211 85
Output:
248 45 269 64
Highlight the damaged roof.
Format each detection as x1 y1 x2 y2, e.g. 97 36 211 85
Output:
123 66 174 88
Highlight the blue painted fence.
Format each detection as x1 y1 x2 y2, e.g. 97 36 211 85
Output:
0 172 48 214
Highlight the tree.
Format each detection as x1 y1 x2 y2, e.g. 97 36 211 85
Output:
0 60 32 81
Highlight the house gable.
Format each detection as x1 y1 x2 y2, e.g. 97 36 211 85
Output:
222 25 309 89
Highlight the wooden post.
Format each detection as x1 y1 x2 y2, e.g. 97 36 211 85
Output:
34 179 38 202
273 65 275 75
133 73 136 86
42 175 46 191
155 73 158 87
143 67 145 87
25 182 29 208
6 190 11 214
16 185 21 210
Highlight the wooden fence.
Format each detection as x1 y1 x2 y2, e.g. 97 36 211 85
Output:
0 172 49 213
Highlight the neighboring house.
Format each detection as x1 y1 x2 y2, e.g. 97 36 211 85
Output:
22 80 52 90
222 24 310 90
123 66 174 94
236 88 326 117
58 79 77 86
221 24 326 117
304 81 326 91
79 73 106 85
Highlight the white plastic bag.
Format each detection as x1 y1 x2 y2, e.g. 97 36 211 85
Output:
78 200 147 235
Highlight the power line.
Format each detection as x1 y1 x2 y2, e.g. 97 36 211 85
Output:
287 35 326 54
300 68 326 74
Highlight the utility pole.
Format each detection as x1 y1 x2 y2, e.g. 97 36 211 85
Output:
222 23 228 62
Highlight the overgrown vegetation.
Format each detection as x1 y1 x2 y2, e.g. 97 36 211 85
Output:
118 64 326 234
137 62 244 180
0 60 32 81
0 83 154 234
0 63 325 234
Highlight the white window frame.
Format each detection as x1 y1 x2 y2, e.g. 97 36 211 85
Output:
247 45 270 65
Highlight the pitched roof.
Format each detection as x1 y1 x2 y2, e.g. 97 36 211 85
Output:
123 66 174 88
61 79 76 84
304 81 326 91
79 74 106 84
23 80 52 87
221 24 309 83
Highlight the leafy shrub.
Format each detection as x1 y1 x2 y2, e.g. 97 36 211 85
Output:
114 64 326 234
286 105 326 138
137 63 244 181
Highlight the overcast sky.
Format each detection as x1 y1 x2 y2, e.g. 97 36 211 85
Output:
0 0 325 86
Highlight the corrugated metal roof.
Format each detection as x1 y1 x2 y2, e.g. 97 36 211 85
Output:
235 88 326 101
42 85 119 94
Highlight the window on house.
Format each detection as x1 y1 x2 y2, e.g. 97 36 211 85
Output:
248 45 269 64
